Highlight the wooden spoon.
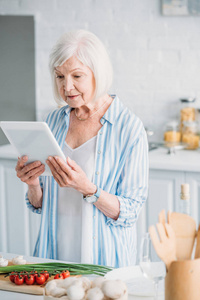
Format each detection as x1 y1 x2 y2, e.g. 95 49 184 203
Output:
194 224 200 259
149 223 176 271
168 211 196 260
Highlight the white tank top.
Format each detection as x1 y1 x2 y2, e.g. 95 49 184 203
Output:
57 136 97 263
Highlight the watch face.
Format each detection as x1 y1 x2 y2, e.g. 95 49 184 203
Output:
85 195 97 204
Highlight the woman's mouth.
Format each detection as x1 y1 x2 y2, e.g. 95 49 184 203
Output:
67 95 79 100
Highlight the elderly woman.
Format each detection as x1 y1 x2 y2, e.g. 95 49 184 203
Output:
15 29 148 268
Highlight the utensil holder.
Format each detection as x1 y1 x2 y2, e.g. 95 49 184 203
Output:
165 259 200 300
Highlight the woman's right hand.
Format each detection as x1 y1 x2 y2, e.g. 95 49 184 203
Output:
15 156 45 186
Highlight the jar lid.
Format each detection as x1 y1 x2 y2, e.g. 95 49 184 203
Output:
180 97 196 103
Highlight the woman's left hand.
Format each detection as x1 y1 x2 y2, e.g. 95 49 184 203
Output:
46 156 96 196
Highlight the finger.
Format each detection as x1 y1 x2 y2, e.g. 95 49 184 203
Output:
156 223 167 242
17 161 42 178
158 210 166 226
66 156 82 172
20 165 45 182
165 223 176 240
53 156 73 174
15 156 28 171
149 225 161 249
167 210 172 224
46 159 66 186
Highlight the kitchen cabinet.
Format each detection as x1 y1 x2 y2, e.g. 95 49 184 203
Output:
137 147 200 257
0 145 40 256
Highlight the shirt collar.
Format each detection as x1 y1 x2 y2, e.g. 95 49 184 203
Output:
101 95 124 125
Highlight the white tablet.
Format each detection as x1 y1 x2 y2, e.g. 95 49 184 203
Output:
0 121 66 176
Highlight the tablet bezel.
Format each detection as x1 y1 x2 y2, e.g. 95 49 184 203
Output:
0 121 66 176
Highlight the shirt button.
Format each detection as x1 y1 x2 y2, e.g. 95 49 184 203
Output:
95 171 99 175
99 131 103 135
93 215 96 219
98 150 101 154
93 236 96 239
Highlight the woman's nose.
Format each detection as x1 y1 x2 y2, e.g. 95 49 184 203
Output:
64 78 74 91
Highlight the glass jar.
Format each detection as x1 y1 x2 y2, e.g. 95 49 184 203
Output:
164 121 181 143
182 120 199 150
180 98 196 139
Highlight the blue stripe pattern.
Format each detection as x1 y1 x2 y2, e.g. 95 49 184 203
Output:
25 95 149 267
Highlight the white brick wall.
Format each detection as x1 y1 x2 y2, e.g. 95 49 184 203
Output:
1 0 200 141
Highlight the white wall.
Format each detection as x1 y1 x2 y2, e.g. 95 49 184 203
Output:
1 0 200 141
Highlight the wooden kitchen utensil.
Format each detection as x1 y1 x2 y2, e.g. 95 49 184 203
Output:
149 223 176 271
165 259 200 300
168 211 196 260
194 224 200 259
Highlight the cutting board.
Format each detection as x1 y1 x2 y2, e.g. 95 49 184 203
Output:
0 261 49 295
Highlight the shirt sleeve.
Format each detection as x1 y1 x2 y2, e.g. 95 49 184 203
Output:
25 176 43 214
106 129 149 227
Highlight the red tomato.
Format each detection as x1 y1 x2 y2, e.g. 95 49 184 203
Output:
14 275 24 285
9 272 16 283
25 274 35 285
35 274 46 285
41 271 49 281
54 273 64 279
62 270 70 279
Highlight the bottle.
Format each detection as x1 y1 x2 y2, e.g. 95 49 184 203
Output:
179 183 190 215
180 98 196 140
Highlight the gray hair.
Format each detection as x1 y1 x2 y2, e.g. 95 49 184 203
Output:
49 29 113 106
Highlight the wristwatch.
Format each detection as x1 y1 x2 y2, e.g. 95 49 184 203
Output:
83 185 101 204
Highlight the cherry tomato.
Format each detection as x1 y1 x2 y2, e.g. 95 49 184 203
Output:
62 270 70 279
14 275 24 285
9 272 16 283
35 274 46 285
54 273 64 279
41 271 49 281
25 274 35 285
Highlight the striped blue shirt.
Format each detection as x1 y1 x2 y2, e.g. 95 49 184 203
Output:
26 95 149 268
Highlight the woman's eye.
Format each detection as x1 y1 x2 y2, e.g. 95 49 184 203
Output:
74 75 81 79
56 75 64 79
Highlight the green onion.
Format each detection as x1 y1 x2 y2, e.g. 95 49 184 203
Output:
0 262 113 277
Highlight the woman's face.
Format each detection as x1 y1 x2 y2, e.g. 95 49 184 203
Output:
55 56 96 107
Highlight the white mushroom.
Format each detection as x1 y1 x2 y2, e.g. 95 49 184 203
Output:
101 280 128 300
45 279 57 296
77 277 91 291
12 255 26 265
91 277 106 289
51 287 67 298
0 255 8 267
86 287 104 300
57 277 77 289
67 284 85 300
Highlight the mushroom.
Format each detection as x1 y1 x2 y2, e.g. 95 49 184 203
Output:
45 279 58 296
67 284 85 300
78 277 92 291
12 255 26 265
57 277 77 289
101 280 128 300
86 287 104 300
51 287 67 298
91 277 106 289
0 255 8 267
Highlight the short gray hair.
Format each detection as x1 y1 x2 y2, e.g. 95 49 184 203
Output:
49 29 113 106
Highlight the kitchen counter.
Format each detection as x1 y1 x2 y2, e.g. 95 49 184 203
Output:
1 143 200 172
0 253 162 300
149 147 200 172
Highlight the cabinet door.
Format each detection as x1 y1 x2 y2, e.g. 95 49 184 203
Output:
137 169 184 258
0 159 40 255
185 172 200 225
147 169 184 228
